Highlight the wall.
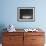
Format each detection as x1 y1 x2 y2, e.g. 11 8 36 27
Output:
0 0 46 30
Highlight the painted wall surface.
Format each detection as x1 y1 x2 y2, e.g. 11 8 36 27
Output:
0 0 46 32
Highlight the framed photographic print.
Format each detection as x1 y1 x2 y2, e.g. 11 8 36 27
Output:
17 7 35 22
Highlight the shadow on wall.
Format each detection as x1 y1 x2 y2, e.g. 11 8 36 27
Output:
0 24 7 43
